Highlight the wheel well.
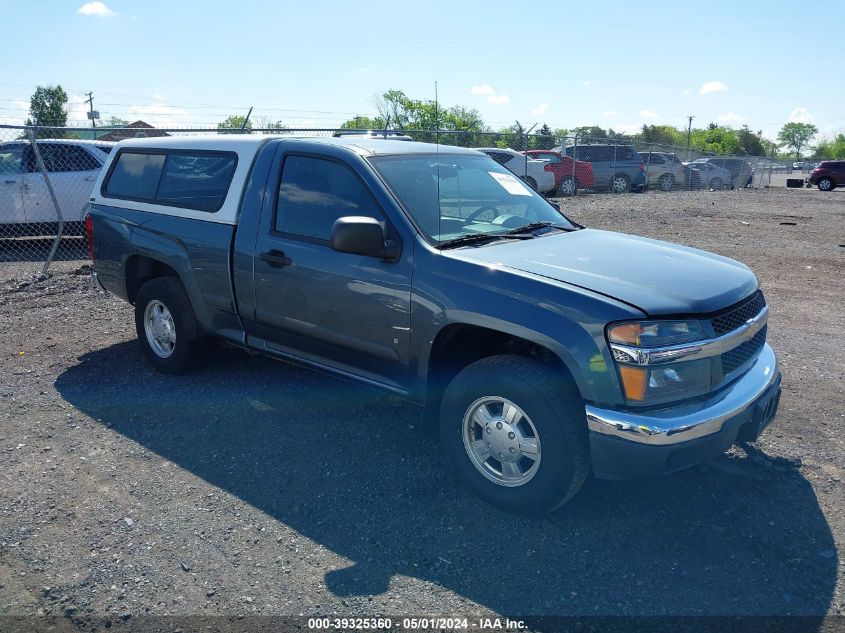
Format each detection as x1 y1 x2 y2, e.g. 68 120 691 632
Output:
125 255 179 304
426 324 574 414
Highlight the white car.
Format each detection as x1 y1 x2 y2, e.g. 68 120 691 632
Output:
0 139 114 235
475 148 556 194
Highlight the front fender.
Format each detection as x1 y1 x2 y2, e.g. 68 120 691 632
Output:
410 240 645 408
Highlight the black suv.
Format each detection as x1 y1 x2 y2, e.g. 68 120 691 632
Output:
565 144 646 193
807 161 845 191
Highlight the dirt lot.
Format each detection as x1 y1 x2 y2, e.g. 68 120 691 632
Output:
0 187 843 625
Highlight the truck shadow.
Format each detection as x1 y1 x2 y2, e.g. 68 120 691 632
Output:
55 341 838 619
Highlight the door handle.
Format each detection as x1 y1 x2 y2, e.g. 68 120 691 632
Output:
259 249 292 268
83 177 97 182
3 179 16 184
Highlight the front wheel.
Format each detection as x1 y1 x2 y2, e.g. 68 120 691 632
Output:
440 355 590 514
818 178 833 191
709 177 723 190
657 174 674 192
134 276 202 374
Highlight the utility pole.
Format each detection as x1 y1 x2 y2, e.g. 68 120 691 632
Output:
85 92 97 130
685 115 694 160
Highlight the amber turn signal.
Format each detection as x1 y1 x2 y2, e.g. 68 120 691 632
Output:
618 365 647 401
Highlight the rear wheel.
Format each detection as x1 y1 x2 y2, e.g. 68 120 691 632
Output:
709 177 723 190
611 174 630 193
818 178 833 191
557 176 577 197
134 276 202 374
440 355 590 514
658 174 674 191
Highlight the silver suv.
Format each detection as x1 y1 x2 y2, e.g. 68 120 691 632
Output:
639 151 686 191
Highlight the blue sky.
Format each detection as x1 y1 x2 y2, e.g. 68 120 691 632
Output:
2 0 843 140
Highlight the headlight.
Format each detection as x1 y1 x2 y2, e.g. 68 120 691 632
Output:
607 320 710 404
608 320 705 347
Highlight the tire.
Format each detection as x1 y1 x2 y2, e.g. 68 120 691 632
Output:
439 355 590 514
611 174 630 193
817 178 833 191
709 177 723 190
657 174 674 192
522 176 538 191
557 176 577 197
134 276 202 374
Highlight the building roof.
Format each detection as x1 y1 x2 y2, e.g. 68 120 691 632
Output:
96 121 170 142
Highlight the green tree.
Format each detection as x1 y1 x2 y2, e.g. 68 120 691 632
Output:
689 125 740 155
105 116 129 127
735 125 766 156
217 115 253 133
777 122 818 159
813 133 845 159
529 123 556 150
339 115 385 130
25 85 69 131
636 124 685 147
571 125 607 141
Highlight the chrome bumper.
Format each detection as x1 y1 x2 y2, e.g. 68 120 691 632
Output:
585 344 779 446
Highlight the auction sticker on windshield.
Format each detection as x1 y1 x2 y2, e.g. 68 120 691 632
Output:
488 172 532 196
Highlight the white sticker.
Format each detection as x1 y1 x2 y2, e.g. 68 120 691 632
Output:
488 171 532 196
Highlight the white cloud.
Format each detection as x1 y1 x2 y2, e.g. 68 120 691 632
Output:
581 80 592 87
532 102 549 115
152 93 166 101
717 112 745 124
602 111 616 116
640 109 658 119
67 95 90 123
470 84 496 96
699 81 728 95
788 107 815 124
615 123 643 135
682 89 692 96
0 100 30 125
488 94 510 105
78 2 116 17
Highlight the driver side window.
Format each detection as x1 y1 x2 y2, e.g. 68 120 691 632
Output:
275 155 384 242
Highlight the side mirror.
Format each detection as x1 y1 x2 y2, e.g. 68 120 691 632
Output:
330 216 388 258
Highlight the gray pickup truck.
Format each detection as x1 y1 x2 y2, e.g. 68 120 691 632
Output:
87 135 781 514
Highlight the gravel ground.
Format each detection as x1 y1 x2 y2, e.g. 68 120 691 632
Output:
0 188 843 624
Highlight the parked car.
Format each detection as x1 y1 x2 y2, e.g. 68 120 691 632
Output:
638 151 686 191
806 160 845 191
522 150 593 196
0 139 114 235
88 135 781 513
563 144 646 193
792 161 812 170
476 148 556 193
690 157 755 188
683 160 733 190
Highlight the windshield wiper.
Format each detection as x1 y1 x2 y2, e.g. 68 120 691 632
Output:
438 232 532 249
504 221 573 236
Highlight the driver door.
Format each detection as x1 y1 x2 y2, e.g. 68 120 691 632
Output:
249 153 413 392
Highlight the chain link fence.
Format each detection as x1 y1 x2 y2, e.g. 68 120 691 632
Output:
0 123 831 274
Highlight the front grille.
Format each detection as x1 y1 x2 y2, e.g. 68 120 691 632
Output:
710 291 766 335
721 325 767 375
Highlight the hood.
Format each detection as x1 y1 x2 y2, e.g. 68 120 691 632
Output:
452 229 758 315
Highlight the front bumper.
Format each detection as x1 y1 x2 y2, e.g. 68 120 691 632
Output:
585 344 781 480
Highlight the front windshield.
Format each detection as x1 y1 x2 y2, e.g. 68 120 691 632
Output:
368 153 576 244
